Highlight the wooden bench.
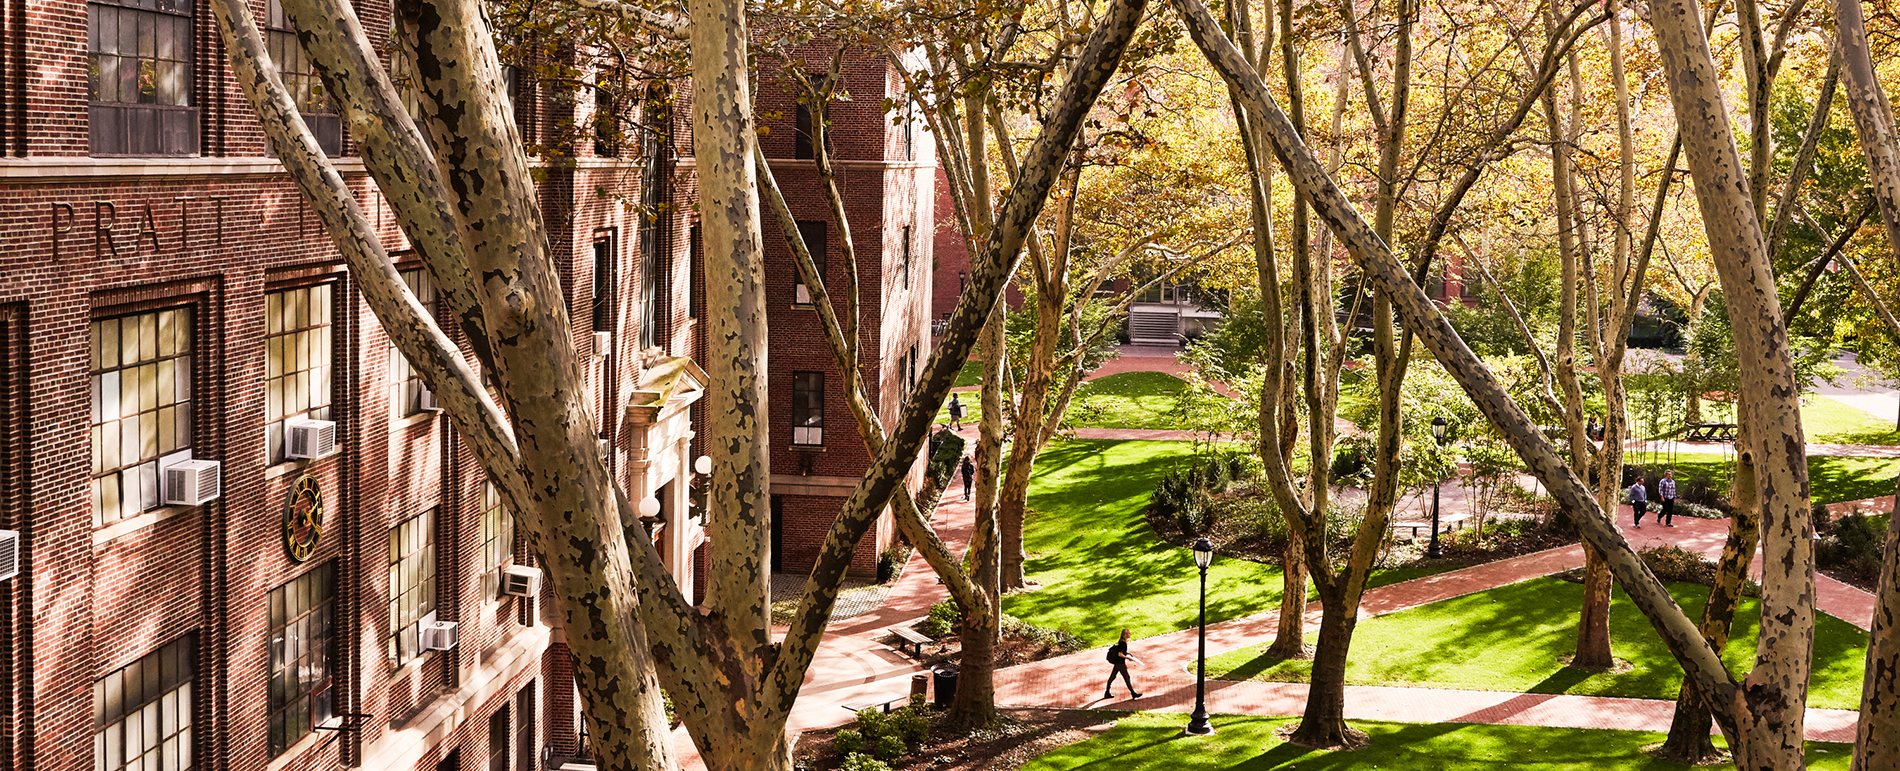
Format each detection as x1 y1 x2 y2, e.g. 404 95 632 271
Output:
1388 512 1470 540
1683 422 1738 442
889 626 934 657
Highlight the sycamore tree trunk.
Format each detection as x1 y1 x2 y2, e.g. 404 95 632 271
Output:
1660 455 1761 762
1647 0 1818 763
210 0 687 767
1548 25 1615 671
220 0 1149 763
1834 1 1900 765
1175 1 1817 765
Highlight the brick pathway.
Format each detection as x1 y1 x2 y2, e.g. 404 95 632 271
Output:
990 518 1867 743
667 397 1894 765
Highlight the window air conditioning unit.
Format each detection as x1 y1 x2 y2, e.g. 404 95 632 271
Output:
0 530 19 582
417 388 442 412
592 331 612 356
501 565 544 598
421 620 460 651
285 418 339 459
162 459 222 506
598 439 612 459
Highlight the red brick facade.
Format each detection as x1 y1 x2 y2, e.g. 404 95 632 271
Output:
0 9 929 771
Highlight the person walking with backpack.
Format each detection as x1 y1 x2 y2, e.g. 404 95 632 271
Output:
959 454 976 502
1629 475 1648 529
947 393 965 431
1104 628 1143 699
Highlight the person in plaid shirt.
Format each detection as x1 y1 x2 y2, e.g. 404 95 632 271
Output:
1658 469 1678 527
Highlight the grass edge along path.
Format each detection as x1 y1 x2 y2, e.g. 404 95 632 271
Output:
1017 712 1854 770
1203 575 1868 710
1003 440 1285 647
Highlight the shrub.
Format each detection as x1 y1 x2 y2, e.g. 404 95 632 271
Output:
1639 545 1717 585
872 734 907 761
925 429 966 489
834 729 865 755
1674 501 1726 520
854 708 889 740
877 547 908 583
890 707 930 744
840 752 892 771
1820 512 1886 583
919 600 961 638
999 614 1088 654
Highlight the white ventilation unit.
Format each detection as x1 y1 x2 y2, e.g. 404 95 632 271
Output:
501 565 544 598
421 620 460 651
162 459 222 506
0 530 19 582
598 439 612 460
592 331 612 357
417 388 442 412
285 418 338 459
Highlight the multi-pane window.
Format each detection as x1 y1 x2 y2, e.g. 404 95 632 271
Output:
792 76 830 160
264 0 341 154
592 236 616 334
95 633 195 771
899 225 912 289
265 284 334 465
593 80 620 157
688 225 701 320
486 703 510 771
387 509 437 667
638 96 672 352
91 308 193 526
792 372 823 446
793 221 826 306
480 483 516 602
268 563 334 756
388 269 439 418
87 0 198 156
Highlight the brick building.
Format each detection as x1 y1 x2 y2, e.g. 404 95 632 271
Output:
0 7 926 771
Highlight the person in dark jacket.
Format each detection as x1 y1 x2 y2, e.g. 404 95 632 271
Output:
960 454 976 501
1629 476 1648 529
1104 628 1143 699
947 393 965 431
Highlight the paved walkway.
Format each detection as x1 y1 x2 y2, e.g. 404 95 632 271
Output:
991 514 1867 743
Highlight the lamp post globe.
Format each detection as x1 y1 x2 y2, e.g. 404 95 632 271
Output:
1427 416 1448 559
1186 537 1215 735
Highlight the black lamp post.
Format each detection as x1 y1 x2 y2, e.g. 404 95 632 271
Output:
1427 416 1449 559
1185 537 1215 735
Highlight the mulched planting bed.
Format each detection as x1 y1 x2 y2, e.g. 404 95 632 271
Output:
795 708 1115 771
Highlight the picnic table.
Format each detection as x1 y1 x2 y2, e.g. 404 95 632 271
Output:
1388 511 1470 540
1683 422 1738 442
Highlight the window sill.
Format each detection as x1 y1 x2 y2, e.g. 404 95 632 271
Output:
392 410 440 431
93 504 196 547
263 719 341 771
790 444 825 452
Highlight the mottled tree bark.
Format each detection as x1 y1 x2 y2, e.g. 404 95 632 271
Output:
1174 3 1815 765
1647 0 1817 764
1834 1 1900 765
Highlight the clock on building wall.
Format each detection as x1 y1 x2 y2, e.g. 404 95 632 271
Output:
283 474 325 562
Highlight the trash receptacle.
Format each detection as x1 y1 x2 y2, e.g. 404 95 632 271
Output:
910 673 929 704
932 665 959 709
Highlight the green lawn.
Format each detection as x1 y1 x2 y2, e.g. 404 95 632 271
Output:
1065 371 1198 430
1003 440 1285 646
1204 576 1867 710
1803 396 1900 445
1654 452 1900 505
1019 712 1853 770
954 358 984 389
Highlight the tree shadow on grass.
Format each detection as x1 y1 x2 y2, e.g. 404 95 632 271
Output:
1008 440 1284 645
